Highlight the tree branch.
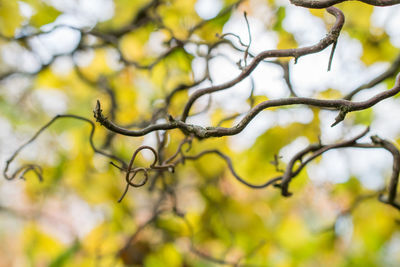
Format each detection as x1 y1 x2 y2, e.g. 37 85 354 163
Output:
290 0 400 9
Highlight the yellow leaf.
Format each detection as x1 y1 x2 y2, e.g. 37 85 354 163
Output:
0 0 23 36
22 0 61 27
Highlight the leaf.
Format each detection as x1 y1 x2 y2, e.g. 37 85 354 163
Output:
48 242 80 267
158 0 199 39
196 7 233 42
277 30 297 50
353 108 373 126
23 224 64 265
144 243 182 267
0 0 23 36
98 0 148 31
22 0 61 27
272 6 285 32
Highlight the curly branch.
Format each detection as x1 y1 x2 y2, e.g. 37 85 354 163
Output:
94 71 400 143
117 145 175 202
180 7 345 121
290 0 400 9
4 114 126 181
344 53 400 100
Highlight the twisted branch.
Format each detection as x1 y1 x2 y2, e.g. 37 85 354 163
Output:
290 0 400 9
4 114 126 181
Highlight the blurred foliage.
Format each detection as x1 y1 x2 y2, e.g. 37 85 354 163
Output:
1 0 400 267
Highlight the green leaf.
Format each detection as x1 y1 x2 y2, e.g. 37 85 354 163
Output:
272 6 285 32
28 1 61 27
49 242 80 267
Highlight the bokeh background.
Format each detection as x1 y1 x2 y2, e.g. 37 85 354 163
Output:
1 0 400 266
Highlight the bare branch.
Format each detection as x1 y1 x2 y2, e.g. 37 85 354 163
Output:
180 7 345 121
344 53 400 100
4 114 126 181
94 72 400 139
290 0 400 9
180 149 281 189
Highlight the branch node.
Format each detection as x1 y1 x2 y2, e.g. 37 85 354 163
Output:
371 135 383 144
93 100 107 125
331 106 349 127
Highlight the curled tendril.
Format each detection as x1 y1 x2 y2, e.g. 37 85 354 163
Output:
9 164 43 182
118 167 149 202
117 145 175 202
126 167 149 187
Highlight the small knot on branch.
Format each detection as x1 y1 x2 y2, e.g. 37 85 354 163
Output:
273 183 293 197
93 100 107 125
371 135 383 145
331 106 349 127
168 114 175 122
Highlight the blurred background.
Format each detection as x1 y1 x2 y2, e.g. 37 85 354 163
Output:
1 0 400 266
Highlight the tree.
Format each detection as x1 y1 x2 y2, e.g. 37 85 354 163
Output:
1 0 400 266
